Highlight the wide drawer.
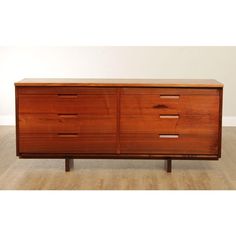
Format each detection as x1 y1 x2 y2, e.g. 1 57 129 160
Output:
19 134 117 154
121 114 219 134
120 133 218 155
18 94 117 115
19 114 117 134
121 88 220 115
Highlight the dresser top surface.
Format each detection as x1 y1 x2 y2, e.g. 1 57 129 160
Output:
15 79 223 88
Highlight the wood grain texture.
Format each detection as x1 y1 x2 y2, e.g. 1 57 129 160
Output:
19 114 116 134
0 126 235 190
18 94 117 115
120 133 218 155
120 88 220 155
15 81 223 171
120 115 218 134
120 89 219 116
15 79 224 88
19 134 117 154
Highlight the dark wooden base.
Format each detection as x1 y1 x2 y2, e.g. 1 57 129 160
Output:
19 155 219 173
65 158 74 172
19 153 219 159
165 159 172 173
65 157 172 172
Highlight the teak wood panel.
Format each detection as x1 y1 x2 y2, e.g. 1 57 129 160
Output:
120 133 218 155
120 90 220 116
19 114 116 134
18 94 117 115
120 114 219 134
19 134 117 154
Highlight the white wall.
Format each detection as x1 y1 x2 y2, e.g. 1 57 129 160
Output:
0 46 236 125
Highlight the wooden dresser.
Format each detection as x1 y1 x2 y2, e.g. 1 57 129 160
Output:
15 79 223 172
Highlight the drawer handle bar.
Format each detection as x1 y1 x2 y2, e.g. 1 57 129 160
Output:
160 95 180 99
160 114 180 119
58 113 79 118
159 134 179 139
57 133 79 137
57 94 78 98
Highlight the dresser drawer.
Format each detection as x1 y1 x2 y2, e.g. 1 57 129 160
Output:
121 88 220 116
19 134 117 154
121 114 219 134
120 133 218 155
19 114 117 134
18 94 117 115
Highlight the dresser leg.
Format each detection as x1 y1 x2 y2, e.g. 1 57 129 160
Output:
165 159 172 173
65 158 74 172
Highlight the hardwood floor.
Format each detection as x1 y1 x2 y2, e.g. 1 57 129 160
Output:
0 126 235 190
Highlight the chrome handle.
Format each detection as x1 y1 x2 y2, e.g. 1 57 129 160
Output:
159 134 179 139
160 95 180 99
160 114 180 119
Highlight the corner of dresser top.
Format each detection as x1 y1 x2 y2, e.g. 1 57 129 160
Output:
15 79 25 86
212 79 224 88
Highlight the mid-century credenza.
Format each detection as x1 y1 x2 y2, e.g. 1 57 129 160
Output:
15 79 223 172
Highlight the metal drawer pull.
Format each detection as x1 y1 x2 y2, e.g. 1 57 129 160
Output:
160 114 180 119
57 133 79 137
57 94 78 98
160 95 180 99
159 134 179 139
58 113 79 118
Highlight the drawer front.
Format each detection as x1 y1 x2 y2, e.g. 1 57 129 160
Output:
19 114 117 134
19 94 117 115
121 88 219 116
121 114 219 134
120 133 218 155
19 134 117 154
